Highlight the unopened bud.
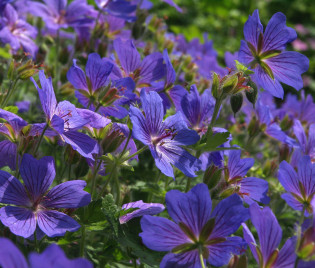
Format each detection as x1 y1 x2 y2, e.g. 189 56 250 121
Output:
19 69 37 80
219 186 235 199
248 117 260 137
203 164 222 189
101 124 125 154
297 228 315 261
230 93 243 116
280 115 293 131
101 87 119 106
211 72 220 99
245 80 258 107
222 74 238 94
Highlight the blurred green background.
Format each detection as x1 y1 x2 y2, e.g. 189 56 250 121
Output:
151 0 315 95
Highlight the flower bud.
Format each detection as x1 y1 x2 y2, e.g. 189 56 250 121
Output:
280 115 293 131
297 227 315 261
101 124 125 154
228 254 248 268
248 116 260 137
245 80 258 107
203 164 222 189
211 72 220 99
222 74 238 94
230 93 243 116
101 87 119 106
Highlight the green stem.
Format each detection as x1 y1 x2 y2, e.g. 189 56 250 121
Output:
94 102 102 113
1 79 18 108
204 95 225 142
122 146 147 162
97 164 116 199
68 163 72 180
114 170 120 205
199 252 206 268
33 124 49 155
119 130 132 159
294 207 306 268
34 231 39 253
90 159 102 198
147 171 161 202
185 177 191 192
80 224 86 257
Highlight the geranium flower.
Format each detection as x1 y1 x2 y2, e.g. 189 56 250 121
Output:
0 4 38 57
0 237 92 267
112 38 165 87
292 120 315 164
175 84 215 136
119 200 165 224
224 150 270 204
67 53 136 119
0 154 91 238
0 109 28 170
140 183 249 267
239 10 309 98
278 155 315 215
29 0 95 30
31 70 99 160
242 203 296 268
129 90 201 178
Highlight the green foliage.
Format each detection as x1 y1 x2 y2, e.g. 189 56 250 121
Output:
197 132 235 152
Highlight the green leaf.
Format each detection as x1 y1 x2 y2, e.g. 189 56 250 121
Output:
235 60 254 75
196 132 232 152
102 194 119 237
76 199 106 225
0 45 12 59
74 157 90 178
118 219 164 266
4 106 19 114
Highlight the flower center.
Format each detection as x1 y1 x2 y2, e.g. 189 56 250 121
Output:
151 128 177 146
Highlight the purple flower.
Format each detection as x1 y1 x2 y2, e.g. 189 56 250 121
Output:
16 100 31 113
113 38 165 87
31 70 99 160
29 0 95 30
242 203 296 268
280 92 315 125
0 108 28 170
68 53 137 119
239 10 309 98
0 0 12 14
245 97 297 146
148 49 187 110
293 120 315 163
278 155 315 215
0 4 38 57
176 84 215 135
119 200 165 224
67 53 113 97
129 90 201 178
140 183 249 267
0 237 92 268
29 243 93 268
225 150 270 204
0 154 91 238
95 0 137 21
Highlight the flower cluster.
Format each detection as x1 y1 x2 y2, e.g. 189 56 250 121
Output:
0 1 314 267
